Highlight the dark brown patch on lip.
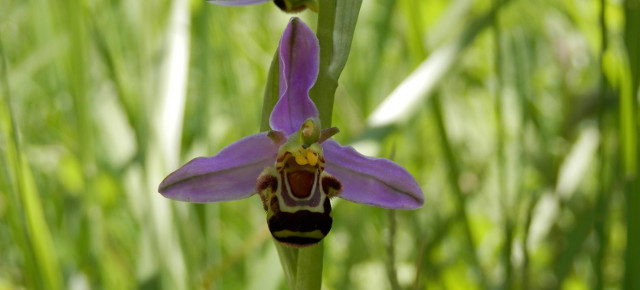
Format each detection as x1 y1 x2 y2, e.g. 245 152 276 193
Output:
257 174 278 211
268 208 332 246
257 174 278 192
322 175 342 196
287 171 315 198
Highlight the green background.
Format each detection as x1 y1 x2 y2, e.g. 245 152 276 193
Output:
1 0 638 289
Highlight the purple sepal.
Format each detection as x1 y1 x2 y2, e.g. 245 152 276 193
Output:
159 132 281 203
322 140 424 209
269 17 320 134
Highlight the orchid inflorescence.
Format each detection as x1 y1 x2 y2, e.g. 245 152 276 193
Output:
159 16 423 247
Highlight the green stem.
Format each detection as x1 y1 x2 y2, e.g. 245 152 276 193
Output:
310 0 362 127
295 243 324 289
274 242 298 288
386 210 400 290
274 242 324 290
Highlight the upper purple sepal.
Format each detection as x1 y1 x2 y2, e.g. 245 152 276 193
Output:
158 132 281 203
269 18 319 134
322 140 425 209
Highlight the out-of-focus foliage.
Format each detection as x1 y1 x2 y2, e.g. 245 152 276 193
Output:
0 0 637 289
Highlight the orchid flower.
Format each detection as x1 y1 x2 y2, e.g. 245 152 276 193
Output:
158 18 423 247
207 0 318 13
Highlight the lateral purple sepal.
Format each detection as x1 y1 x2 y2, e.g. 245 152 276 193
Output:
322 140 425 209
158 132 281 203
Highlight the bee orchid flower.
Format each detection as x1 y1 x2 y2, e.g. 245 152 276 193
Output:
207 0 318 13
158 18 424 247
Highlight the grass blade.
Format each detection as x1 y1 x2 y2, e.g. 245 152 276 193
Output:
0 35 62 290
623 1 640 288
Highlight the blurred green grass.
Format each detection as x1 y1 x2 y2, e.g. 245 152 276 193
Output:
1 0 638 289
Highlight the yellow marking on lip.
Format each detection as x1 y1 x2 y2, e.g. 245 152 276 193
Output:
293 148 319 166
307 150 318 166
295 153 308 165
